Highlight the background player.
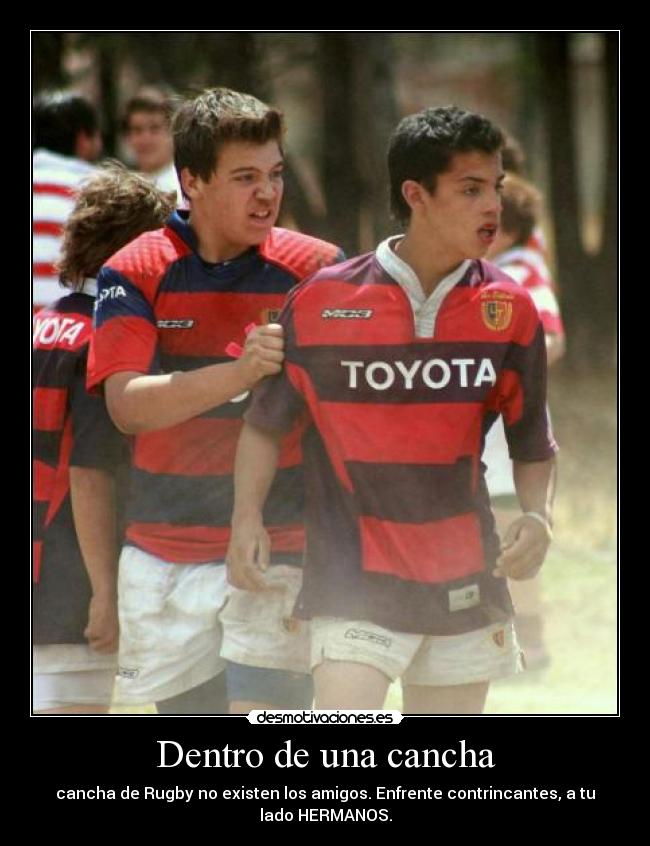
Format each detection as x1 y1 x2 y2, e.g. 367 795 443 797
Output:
33 91 103 310
33 163 175 714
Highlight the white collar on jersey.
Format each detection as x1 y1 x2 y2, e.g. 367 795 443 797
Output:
81 278 97 297
375 236 470 337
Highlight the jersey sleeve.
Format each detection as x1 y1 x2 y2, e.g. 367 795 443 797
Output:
69 362 129 471
498 296 559 463
244 292 308 434
86 265 160 392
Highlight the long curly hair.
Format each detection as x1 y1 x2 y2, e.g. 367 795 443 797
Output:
58 160 176 289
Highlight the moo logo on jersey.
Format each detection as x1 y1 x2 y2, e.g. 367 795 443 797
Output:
340 358 497 390
33 315 85 348
322 308 373 319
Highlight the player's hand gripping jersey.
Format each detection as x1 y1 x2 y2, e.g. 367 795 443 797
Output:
87 210 343 564
246 249 558 635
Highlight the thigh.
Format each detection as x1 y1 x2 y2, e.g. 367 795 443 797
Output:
402 681 489 715
226 662 313 713
314 660 391 710
311 617 421 709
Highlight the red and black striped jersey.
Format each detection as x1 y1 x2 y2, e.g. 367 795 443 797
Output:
246 250 558 635
87 210 344 564
33 290 128 643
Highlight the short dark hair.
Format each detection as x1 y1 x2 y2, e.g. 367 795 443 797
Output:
58 161 175 288
388 105 504 224
172 87 284 193
499 174 541 246
122 87 176 132
33 91 99 157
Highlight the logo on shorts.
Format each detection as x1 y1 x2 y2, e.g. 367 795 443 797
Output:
322 309 374 319
448 584 480 613
282 616 300 634
156 319 195 329
344 628 391 648
480 292 513 331
492 629 506 648
118 666 140 679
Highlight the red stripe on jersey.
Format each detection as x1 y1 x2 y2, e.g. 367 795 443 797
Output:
262 228 342 280
291 279 412 347
33 262 58 278
156 291 294 356
133 418 244 476
33 221 64 237
433 286 540 346
491 369 524 426
34 459 57 501
126 522 304 563
33 387 66 431
313 400 483 465
87 315 158 390
360 512 484 583
33 541 43 582
33 183 75 198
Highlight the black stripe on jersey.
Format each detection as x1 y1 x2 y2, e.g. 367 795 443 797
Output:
33 500 49 542
156 253 299 295
33 431 61 467
94 269 156 329
33 348 79 388
128 464 304 528
298 565 513 636
346 457 475 523
49 293 94 317
292 341 511 404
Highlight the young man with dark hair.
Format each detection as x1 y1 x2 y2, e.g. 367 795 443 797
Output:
33 163 175 714
33 91 103 311
227 105 557 714
122 87 181 201
87 88 344 715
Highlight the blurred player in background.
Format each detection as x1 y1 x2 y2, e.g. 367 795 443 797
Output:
33 163 175 714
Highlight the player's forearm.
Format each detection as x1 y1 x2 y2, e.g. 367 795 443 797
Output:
69 466 119 598
512 457 556 523
105 360 254 435
231 422 283 525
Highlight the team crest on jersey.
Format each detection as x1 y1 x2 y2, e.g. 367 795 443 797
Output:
481 295 513 331
260 308 281 324
492 629 506 648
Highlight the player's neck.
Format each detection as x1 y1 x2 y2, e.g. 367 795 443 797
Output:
188 212 250 264
396 232 466 298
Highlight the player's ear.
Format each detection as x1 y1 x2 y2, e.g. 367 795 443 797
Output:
180 168 202 200
401 179 430 218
